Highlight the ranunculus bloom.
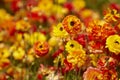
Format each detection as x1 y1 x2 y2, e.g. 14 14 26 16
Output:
67 50 86 68
104 8 120 23
13 47 25 60
106 35 120 55
65 40 83 54
62 15 82 34
34 41 49 57
97 56 116 69
52 23 69 38
83 67 103 80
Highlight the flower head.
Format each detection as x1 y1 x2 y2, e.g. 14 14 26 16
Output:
97 56 116 69
65 40 86 67
62 15 82 34
67 49 86 68
65 40 83 54
83 67 103 80
13 47 25 60
34 41 49 57
52 23 69 38
16 20 31 31
104 8 120 23
106 35 120 55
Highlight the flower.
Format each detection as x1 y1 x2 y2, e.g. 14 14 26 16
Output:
97 56 116 69
67 49 86 68
87 20 116 41
97 56 118 80
24 32 46 45
13 47 25 60
52 23 69 38
0 48 11 69
65 40 83 54
72 0 86 11
62 15 82 34
0 9 12 23
104 8 120 23
16 20 31 31
106 35 120 55
37 0 53 16
83 67 103 80
34 41 49 57
65 40 86 67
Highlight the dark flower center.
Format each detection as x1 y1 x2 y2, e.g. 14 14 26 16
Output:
39 45 43 48
70 21 75 26
114 40 119 44
59 27 63 31
70 44 74 48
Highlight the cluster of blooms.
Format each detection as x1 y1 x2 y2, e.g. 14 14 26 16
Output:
0 0 120 80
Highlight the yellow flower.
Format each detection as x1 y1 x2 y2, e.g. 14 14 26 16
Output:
0 9 12 23
52 5 68 18
106 35 120 55
67 49 86 67
37 0 53 16
24 32 46 45
0 48 11 70
48 37 59 47
52 23 69 38
73 0 86 11
13 47 25 60
16 20 31 31
57 0 66 4
65 40 83 54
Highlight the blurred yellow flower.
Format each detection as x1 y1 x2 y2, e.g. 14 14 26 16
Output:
24 32 46 45
37 0 53 16
73 0 86 11
106 35 120 55
0 48 11 70
0 9 12 23
48 37 59 47
52 5 68 18
13 47 25 60
65 40 83 54
16 20 31 31
52 23 69 38
57 0 66 4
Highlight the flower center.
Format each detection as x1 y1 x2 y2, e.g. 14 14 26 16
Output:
59 27 63 31
39 45 43 48
70 44 74 48
114 40 119 44
70 21 75 26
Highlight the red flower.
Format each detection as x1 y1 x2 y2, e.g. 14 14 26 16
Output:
62 59 72 75
63 2 74 12
37 74 43 80
34 41 49 57
74 34 86 47
11 0 22 12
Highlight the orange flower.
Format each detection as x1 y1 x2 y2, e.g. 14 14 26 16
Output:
62 15 82 34
34 41 49 57
83 67 103 80
104 8 120 23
